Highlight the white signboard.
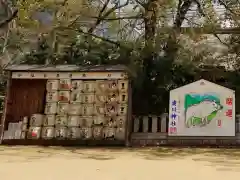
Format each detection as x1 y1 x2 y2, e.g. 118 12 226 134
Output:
168 79 235 136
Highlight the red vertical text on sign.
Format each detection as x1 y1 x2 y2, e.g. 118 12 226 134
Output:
225 109 232 118
217 120 222 127
169 127 177 133
226 98 233 106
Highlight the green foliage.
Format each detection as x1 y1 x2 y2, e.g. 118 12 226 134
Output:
5 0 240 115
21 36 50 64
20 33 240 115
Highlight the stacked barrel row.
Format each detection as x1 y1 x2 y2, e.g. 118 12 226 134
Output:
93 79 128 140
3 117 28 140
28 78 129 140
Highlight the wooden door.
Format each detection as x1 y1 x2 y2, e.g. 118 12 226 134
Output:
5 79 47 126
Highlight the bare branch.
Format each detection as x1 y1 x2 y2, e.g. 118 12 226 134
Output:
88 0 111 33
213 34 229 47
99 0 111 16
218 0 238 15
214 0 240 26
193 0 205 17
77 28 126 48
89 16 142 21
135 0 146 7
0 9 18 29
56 25 130 49
174 0 192 28
57 0 68 6
88 0 130 33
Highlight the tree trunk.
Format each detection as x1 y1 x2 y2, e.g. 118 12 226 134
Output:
142 0 159 68
144 0 158 43
164 0 193 61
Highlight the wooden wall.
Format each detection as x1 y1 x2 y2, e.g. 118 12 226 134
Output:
4 79 46 129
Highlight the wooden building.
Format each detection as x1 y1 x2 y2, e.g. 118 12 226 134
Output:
0 64 132 146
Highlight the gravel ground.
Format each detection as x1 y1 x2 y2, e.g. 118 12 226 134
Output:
0 146 240 180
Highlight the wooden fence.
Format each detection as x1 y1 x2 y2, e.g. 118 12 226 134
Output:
130 114 240 146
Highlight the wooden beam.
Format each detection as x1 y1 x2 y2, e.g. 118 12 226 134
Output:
0 72 12 144
125 80 132 147
143 116 149 133
133 117 139 133
151 115 158 133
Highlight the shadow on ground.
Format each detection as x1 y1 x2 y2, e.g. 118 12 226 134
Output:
137 147 240 159
0 146 135 162
1 145 240 171
137 147 240 171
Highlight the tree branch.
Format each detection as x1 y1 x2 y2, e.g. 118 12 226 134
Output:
0 9 18 29
89 15 142 21
174 0 192 28
163 0 193 60
88 0 111 33
57 25 128 49
135 0 146 7
99 0 111 16
88 0 130 33
193 0 205 17
213 33 229 47
77 28 131 49
218 0 238 15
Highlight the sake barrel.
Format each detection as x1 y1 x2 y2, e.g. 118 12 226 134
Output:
30 114 44 126
23 116 28 124
42 127 55 139
106 116 116 128
71 80 83 91
106 104 118 116
117 104 128 116
115 128 125 140
20 131 26 139
94 104 106 115
44 115 55 126
55 115 68 126
92 126 103 139
79 117 93 128
70 91 82 103
82 81 95 93
93 116 106 126
95 94 107 103
81 127 92 139
46 80 59 91
82 93 95 104
14 130 22 139
82 104 94 116
59 79 71 90
119 93 128 104
55 127 67 139
107 92 119 103
103 127 115 139
57 103 69 115
116 116 126 128
118 80 128 92
58 91 70 102
95 80 108 93
107 80 118 92
46 91 58 102
68 103 81 115
28 127 41 139
68 116 80 127
45 103 57 114
67 127 81 139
